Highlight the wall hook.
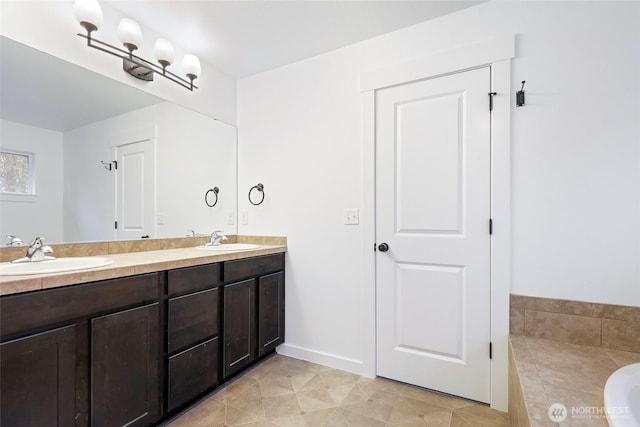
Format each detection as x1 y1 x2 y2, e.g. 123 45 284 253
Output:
205 187 219 207
516 81 526 107
249 183 265 206
101 160 117 171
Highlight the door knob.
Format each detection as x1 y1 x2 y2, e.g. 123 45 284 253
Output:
378 243 389 252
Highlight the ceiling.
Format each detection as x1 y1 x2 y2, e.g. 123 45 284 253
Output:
108 1 483 79
0 37 163 132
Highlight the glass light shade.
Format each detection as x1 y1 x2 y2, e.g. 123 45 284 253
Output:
182 54 201 79
73 0 103 31
117 18 143 51
154 38 175 67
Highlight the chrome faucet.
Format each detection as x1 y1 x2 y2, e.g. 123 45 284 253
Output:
208 230 228 246
6 235 23 247
26 237 54 262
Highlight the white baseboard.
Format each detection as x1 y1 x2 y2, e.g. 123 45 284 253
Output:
276 343 373 378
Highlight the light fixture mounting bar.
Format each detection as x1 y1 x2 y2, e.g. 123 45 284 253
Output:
77 33 198 90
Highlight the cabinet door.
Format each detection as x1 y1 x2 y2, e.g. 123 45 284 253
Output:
91 303 159 427
168 337 219 412
1 325 76 427
223 279 256 378
258 271 285 356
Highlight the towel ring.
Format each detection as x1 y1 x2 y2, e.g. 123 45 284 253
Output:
248 183 265 206
205 187 219 207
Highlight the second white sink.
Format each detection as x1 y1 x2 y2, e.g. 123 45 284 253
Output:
196 243 261 251
0 257 114 276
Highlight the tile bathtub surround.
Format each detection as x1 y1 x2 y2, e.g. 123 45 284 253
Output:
165 354 509 427
510 294 640 353
0 235 287 262
508 335 640 427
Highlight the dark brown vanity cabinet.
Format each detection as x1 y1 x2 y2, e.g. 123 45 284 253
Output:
223 254 285 378
0 273 161 427
0 253 285 426
166 263 222 412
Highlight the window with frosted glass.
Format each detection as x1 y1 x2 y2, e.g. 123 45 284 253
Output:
0 150 35 194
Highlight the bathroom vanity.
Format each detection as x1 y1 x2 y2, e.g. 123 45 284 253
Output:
0 244 285 426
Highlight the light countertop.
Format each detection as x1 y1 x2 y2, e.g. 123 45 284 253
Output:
0 244 286 296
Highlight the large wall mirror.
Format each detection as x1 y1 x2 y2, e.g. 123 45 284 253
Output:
0 36 237 244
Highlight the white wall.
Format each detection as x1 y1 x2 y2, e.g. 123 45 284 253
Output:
64 102 236 242
0 120 64 243
237 0 640 373
0 1 236 125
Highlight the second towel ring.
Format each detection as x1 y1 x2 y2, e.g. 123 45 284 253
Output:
248 183 265 206
205 187 219 207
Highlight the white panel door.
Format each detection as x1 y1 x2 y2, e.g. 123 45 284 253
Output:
376 67 491 403
115 139 155 241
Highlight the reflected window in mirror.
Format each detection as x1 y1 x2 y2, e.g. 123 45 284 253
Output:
0 150 35 195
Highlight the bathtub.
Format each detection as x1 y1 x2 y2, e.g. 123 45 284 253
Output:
604 363 640 427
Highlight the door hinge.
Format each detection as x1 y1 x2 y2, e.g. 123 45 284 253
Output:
489 218 493 235
488 92 497 111
114 221 118 230
374 243 377 252
489 342 493 359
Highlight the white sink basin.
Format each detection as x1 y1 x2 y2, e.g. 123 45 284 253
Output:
196 243 261 251
0 257 114 276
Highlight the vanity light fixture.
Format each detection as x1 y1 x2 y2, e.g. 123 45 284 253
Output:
73 0 200 91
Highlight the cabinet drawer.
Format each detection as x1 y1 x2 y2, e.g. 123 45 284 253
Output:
168 263 222 296
1 273 159 339
168 337 219 412
224 254 284 283
168 288 219 353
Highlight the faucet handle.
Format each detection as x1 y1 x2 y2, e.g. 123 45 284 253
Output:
6 235 23 247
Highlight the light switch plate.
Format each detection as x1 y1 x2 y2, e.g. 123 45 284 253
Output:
343 208 359 225
240 211 249 225
227 212 235 225
157 213 165 225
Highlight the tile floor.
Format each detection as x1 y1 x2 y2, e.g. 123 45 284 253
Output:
165 354 509 427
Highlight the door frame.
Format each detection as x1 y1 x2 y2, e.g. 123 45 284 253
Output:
359 35 514 411
110 125 158 241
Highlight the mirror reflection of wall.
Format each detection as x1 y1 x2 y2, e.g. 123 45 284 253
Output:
0 36 238 244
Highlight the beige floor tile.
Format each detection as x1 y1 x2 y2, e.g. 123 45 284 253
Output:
387 396 452 426
357 377 407 397
214 377 262 403
452 403 509 427
259 371 296 397
341 408 388 427
303 408 349 426
293 373 327 393
327 383 357 407
340 392 399 423
270 414 307 427
297 388 337 412
167 354 513 427
166 398 226 427
338 384 369 407
226 397 266 426
319 369 361 387
263 393 303 419
401 386 474 411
